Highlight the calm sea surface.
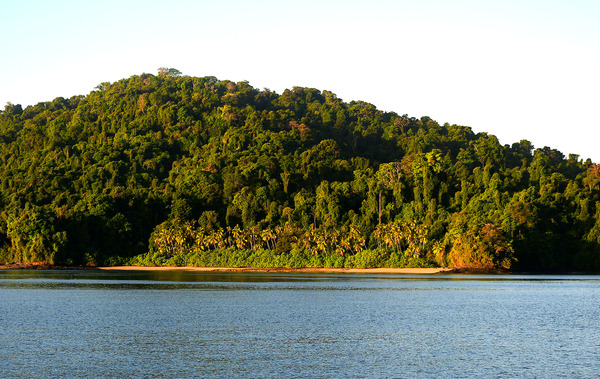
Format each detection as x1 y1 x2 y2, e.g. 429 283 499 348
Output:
1 270 599 378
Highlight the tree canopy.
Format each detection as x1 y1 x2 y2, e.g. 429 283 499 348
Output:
1 72 599 271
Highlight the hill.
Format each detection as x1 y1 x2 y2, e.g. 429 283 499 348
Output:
1 70 599 271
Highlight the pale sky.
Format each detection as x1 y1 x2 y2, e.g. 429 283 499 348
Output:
2 0 599 162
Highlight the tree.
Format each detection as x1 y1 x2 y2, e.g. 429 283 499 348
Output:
1 203 65 264
158 67 182 77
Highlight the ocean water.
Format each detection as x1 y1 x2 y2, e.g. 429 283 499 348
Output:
1 270 599 378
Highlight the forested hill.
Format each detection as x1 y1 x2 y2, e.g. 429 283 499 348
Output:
1 70 600 271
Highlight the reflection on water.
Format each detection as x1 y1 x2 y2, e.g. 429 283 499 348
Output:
1 270 599 378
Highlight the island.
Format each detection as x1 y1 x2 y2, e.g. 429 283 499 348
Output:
1 69 599 273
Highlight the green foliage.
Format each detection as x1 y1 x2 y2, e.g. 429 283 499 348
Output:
0 73 599 271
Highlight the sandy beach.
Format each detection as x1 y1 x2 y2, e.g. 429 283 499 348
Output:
0 264 507 274
98 266 453 274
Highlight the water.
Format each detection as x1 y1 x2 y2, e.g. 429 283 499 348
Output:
1 270 599 378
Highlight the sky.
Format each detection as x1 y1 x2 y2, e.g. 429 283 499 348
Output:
2 0 599 162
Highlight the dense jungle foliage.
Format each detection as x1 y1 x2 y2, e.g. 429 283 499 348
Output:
1 69 599 271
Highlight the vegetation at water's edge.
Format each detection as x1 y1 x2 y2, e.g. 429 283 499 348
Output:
1 69 600 271
124 248 436 270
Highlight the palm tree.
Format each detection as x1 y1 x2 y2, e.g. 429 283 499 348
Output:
348 226 365 254
224 226 233 248
314 229 328 254
300 228 314 252
248 226 259 250
194 227 206 252
261 228 275 250
232 225 247 250
339 229 351 256
374 224 384 251
215 228 226 249
390 221 404 253
330 229 340 254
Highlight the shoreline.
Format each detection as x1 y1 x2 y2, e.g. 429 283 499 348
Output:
98 266 454 274
3 263 595 274
0 263 453 274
